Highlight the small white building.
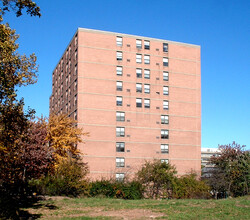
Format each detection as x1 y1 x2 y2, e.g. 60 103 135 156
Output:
201 148 220 167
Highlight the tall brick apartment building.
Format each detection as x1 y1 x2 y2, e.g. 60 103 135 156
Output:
50 28 201 180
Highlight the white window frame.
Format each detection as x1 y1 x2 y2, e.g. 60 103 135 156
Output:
144 55 150 64
116 127 125 137
163 57 169 66
116 66 123 76
116 112 125 121
161 159 169 164
144 40 150 50
136 39 142 49
161 115 169 124
116 96 123 106
163 86 169 95
136 68 142 78
161 144 169 154
116 81 123 91
136 54 142 63
163 43 168 52
116 157 125 167
136 98 142 108
116 142 125 152
144 84 150 94
163 71 169 81
136 83 142 93
144 69 150 79
163 100 169 110
144 99 150 108
116 173 125 181
116 36 123 46
161 129 169 139
117 51 123 61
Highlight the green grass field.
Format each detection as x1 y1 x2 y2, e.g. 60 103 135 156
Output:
23 196 250 219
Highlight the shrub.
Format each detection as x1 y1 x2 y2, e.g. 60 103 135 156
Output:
31 158 89 196
89 180 115 198
173 173 211 199
89 180 143 200
135 160 177 198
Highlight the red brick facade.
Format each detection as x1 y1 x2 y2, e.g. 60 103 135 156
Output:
50 28 201 180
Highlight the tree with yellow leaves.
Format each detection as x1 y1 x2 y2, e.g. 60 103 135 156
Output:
46 113 88 164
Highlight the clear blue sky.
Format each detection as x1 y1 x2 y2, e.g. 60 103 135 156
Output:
3 0 250 149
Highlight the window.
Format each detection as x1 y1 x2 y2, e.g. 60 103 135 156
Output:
136 39 142 49
116 96 123 106
144 84 150 94
136 98 142 108
144 55 150 64
163 43 168 52
144 69 150 79
136 68 142 78
116 157 125 167
163 100 169 110
116 81 123 91
116 173 125 182
74 95 77 106
116 127 125 137
163 71 169 81
66 77 68 87
75 35 78 46
116 66 123 76
74 79 77 91
161 144 169 154
136 83 142 93
163 57 169 66
161 129 169 139
117 51 123 61
74 110 77 120
75 50 78 61
74 64 78 75
161 115 169 124
161 159 169 164
144 99 150 108
116 112 125 121
144 40 150 50
163 86 169 95
116 36 123 46
116 142 125 152
136 54 142 63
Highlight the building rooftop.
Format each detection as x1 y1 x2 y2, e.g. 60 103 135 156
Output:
78 27 200 48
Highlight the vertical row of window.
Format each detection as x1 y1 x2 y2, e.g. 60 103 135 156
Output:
115 36 170 181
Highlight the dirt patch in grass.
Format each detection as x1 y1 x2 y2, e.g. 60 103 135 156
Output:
89 208 164 219
27 199 164 219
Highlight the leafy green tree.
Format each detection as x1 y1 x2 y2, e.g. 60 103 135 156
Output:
135 160 177 198
209 142 250 197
